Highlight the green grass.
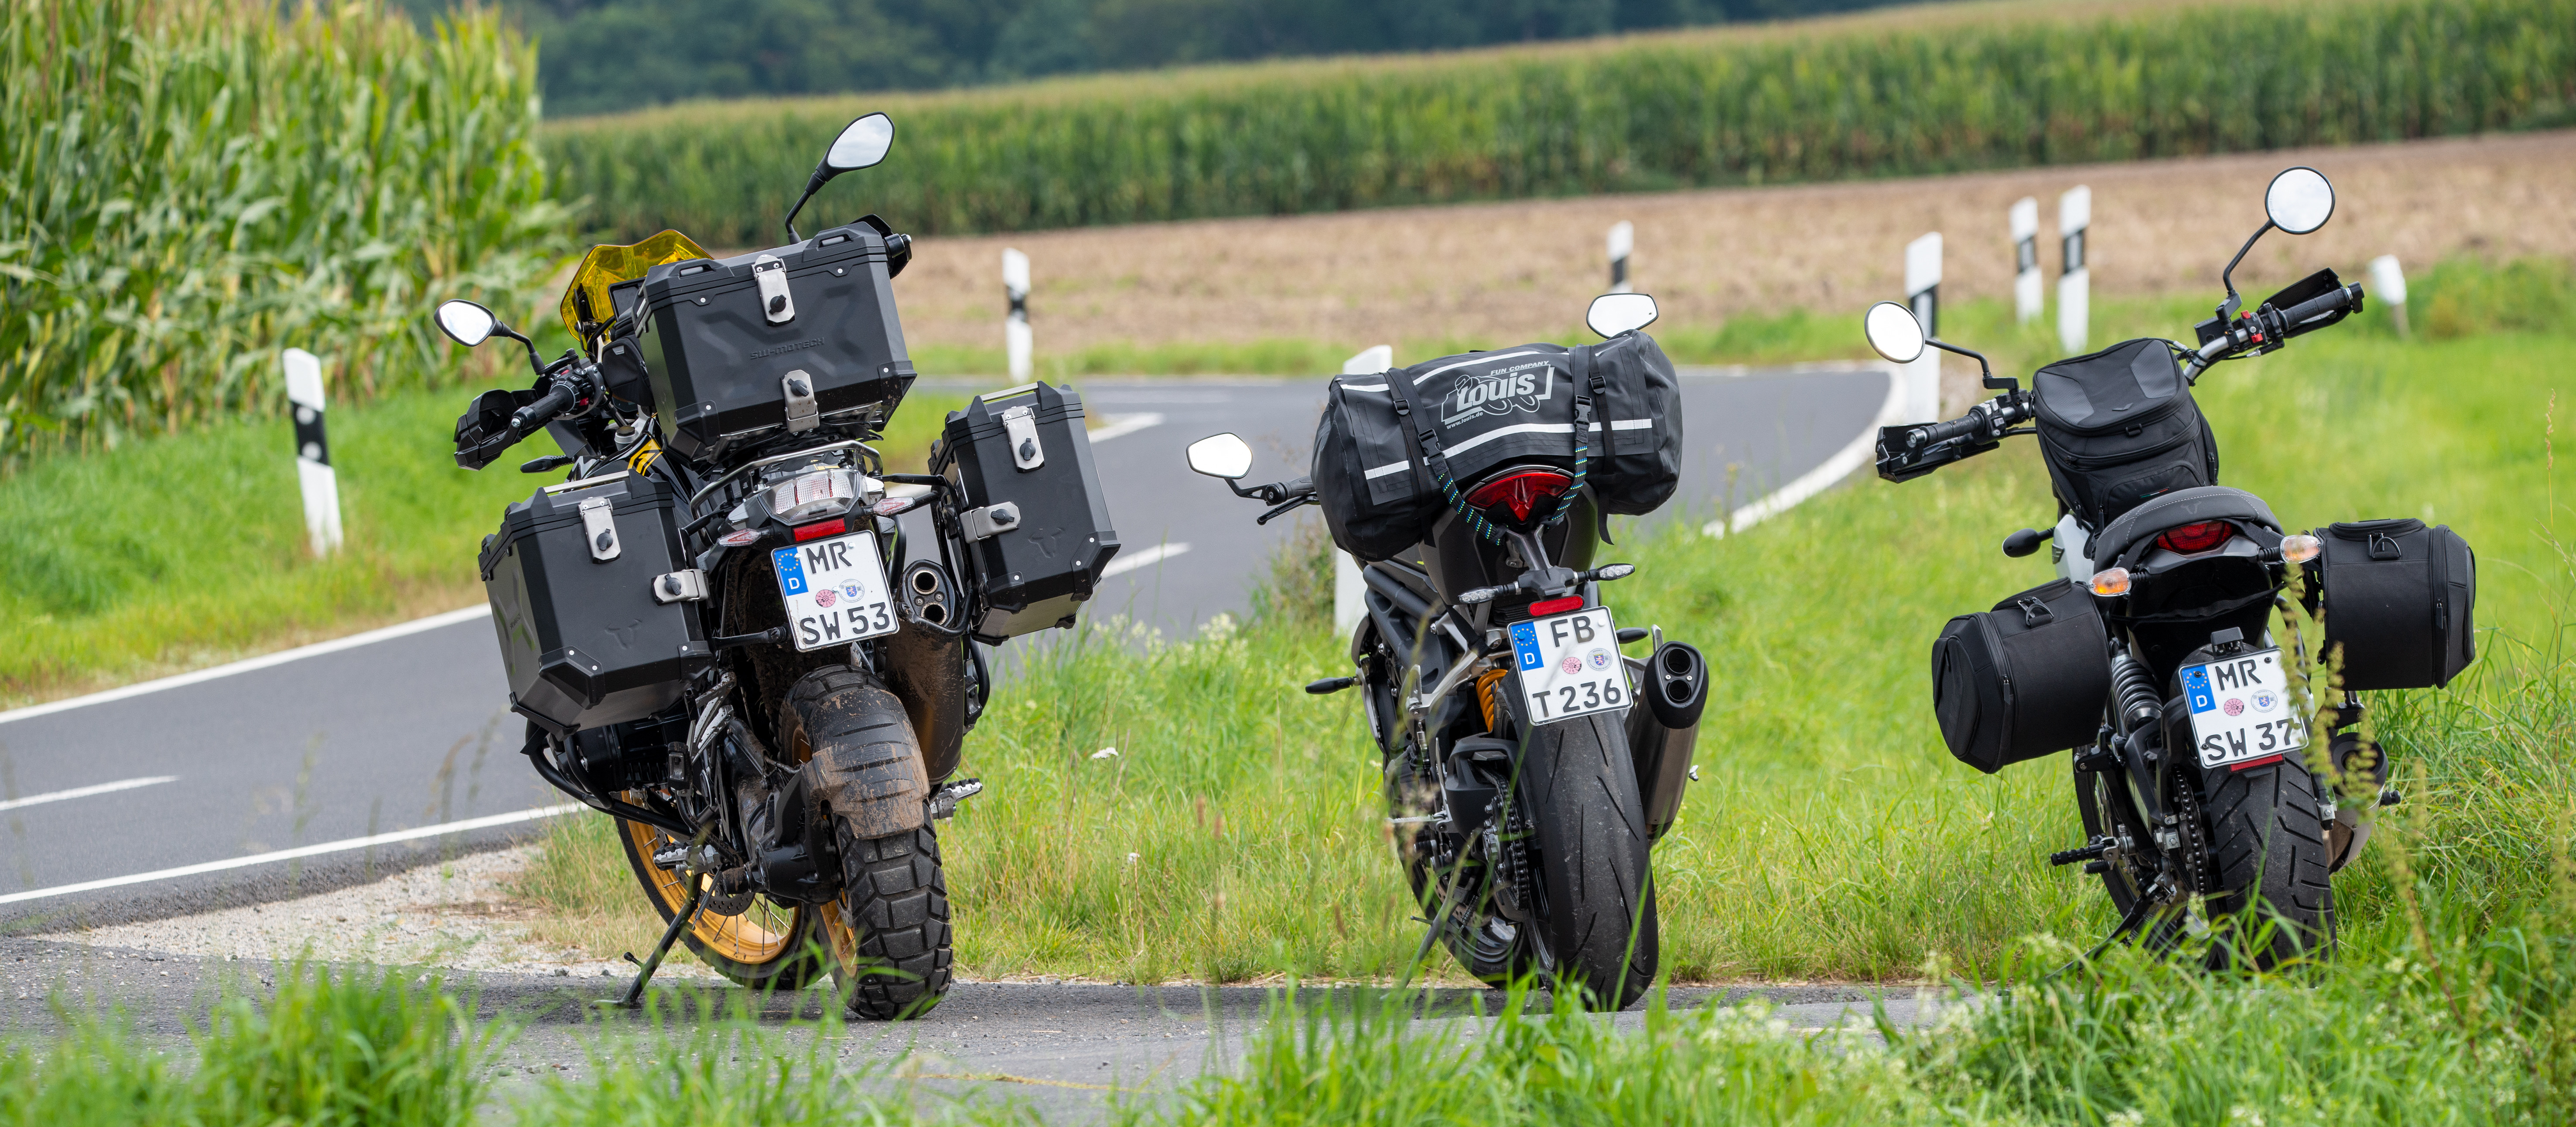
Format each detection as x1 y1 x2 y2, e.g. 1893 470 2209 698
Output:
547 0 2576 244
0 383 965 707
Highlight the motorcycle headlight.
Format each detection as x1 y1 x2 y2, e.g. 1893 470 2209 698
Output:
769 468 858 525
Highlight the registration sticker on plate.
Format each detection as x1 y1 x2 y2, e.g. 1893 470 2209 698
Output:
1510 608 1627 725
772 532 897 651
2181 649 2308 769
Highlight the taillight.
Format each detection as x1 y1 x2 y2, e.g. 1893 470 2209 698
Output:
793 518 847 542
1528 595 1584 617
2154 520 2234 554
769 468 857 524
1464 471 1572 521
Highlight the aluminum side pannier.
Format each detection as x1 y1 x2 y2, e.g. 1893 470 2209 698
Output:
933 381 1121 642
1312 332 1683 561
479 472 707 735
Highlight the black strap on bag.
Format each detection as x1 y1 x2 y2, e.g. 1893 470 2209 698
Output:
1385 353 1595 545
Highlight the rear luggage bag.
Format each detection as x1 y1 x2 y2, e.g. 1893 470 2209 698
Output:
480 472 708 735
1931 579 2111 773
2301 519 2477 690
1311 331 1683 561
933 382 1121 642
2032 338 2222 532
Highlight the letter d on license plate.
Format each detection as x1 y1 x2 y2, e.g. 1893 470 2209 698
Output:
2181 648 2307 769
772 532 897 651
1511 608 1626 725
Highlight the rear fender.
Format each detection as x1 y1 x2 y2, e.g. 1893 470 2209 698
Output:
785 667 930 839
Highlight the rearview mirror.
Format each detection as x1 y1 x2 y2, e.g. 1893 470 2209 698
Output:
2265 166 2334 235
1186 433 1254 480
434 300 497 348
1863 301 1927 364
1586 293 1658 338
825 113 894 173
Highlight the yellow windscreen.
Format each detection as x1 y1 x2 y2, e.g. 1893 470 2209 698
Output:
559 230 713 345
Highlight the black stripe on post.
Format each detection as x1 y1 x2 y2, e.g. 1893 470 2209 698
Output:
294 403 330 467
2063 230 2086 273
2017 236 2038 274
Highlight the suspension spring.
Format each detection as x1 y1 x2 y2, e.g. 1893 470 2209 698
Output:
2109 647 2162 736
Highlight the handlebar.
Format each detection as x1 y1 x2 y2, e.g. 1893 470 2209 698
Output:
1905 413 1988 450
2279 281 2364 328
509 378 580 435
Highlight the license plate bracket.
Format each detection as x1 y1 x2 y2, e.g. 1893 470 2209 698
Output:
1510 607 1627 726
772 532 898 651
2180 648 2308 769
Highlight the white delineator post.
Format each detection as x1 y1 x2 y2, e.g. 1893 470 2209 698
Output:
283 348 342 557
1904 231 1942 423
1606 221 1633 294
2369 255 2410 338
2058 186 2092 355
2011 196 2043 324
1002 248 1032 382
1333 345 1393 637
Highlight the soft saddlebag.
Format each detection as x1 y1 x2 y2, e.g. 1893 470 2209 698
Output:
638 222 916 461
1930 579 2112 773
933 382 1121 642
1312 332 1684 561
480 472 708 735
2032 338 2221 532
2301 519 2477 690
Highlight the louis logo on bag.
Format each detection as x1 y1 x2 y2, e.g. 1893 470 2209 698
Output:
1442 361 1554 427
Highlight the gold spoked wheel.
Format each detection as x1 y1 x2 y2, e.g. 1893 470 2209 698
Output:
615 809 829 989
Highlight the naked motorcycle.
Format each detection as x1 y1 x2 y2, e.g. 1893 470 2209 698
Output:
1186 293 1710 1009
1869 168 2475 966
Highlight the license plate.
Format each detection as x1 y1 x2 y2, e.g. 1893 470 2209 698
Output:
772 533 897 651
2181 648 2308 769
1509 608 1627 726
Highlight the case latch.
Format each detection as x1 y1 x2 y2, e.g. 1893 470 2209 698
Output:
961 502 1022 542
752 254 795 324
1001 404 1044 470
782 369 820 434
651 569 708 604
579 496 621 561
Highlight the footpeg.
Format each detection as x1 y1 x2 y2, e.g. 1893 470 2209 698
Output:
2050 840 2112 867
928 777 984 820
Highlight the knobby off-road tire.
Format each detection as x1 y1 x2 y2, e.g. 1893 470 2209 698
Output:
778 667 954 1020
1517 710 1658 1010
2196 761 2334 969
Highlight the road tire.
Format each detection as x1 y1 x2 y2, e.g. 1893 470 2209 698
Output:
826 822 954 1020
1517 710 1657 1010
2195 761 2335 969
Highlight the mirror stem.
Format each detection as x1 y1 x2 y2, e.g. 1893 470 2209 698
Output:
1928 338 2012 393
485 323 545 376
2217 221 2274 320
781 168 830 244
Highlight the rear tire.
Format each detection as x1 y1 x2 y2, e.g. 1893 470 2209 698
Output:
1517 710 1657 1010
2196 762 2335 969
825 822 955 1020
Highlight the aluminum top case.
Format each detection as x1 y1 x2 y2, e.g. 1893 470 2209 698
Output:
478 471 707 734
933 382 1120 642
637 222 915 461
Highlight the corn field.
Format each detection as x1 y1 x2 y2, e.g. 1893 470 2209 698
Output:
0 0 568 465
550 0 2576 246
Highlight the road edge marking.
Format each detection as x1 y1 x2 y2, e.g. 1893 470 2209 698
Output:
0 605 493 727
0 803 583 907
1100 542 1192 579
1087 412 1166 444
1703 364 1906 539
0 775 179 813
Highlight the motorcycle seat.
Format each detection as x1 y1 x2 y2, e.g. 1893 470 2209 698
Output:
2094 485 2281 567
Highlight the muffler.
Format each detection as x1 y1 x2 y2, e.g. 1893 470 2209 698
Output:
884 559 968 782
1624 640 1709 842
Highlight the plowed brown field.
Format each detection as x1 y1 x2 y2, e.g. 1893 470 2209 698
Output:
885 130 2576 356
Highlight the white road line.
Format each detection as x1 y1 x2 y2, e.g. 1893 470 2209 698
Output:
0 775 179 813
1087 412 1166 444
1704 364 1906 539
0 605 493 727
0 803 584 907
1100 543 1191 579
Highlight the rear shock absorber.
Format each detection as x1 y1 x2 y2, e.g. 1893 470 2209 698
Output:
2108 644 2162 738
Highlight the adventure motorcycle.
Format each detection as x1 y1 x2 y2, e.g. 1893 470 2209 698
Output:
1868 168 2476 966
1186 293 1710 1009
430 113 1117 1018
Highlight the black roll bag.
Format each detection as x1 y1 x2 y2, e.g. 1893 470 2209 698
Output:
1312 332 1684 561
2031 338 2222 531
933 381 1121 643
637 222 916 461
1931 579 2112 774
481 472 708 735
2302 518 2477 690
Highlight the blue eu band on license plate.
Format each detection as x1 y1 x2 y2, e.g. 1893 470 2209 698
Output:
1513 608 1626 725
771 533 898 651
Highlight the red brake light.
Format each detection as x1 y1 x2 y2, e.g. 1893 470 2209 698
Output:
1464 471 1572 521
1528 596 1585 617
793 518 847 542
2153 520 2234 554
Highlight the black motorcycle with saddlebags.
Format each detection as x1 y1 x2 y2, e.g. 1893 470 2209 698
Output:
1866 168 2477 967
430 113 1119 1018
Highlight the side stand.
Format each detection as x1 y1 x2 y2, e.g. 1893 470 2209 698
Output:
602 875 703 1009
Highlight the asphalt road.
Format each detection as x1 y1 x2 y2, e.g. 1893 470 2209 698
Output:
0 364 1891 932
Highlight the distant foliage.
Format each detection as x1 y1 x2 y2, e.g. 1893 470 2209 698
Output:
0 0 569 464
549 0 2576 246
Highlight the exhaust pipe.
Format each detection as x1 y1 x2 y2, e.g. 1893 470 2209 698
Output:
903 559 958 629
1625 640 1708 843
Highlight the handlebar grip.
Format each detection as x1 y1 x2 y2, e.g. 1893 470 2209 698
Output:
2280 282 2363 326
1907 413 1985 450
509 380 577 436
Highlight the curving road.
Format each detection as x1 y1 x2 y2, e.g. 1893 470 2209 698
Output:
0 365 1893 932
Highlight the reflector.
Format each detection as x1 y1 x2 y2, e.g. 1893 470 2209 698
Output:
1528 595 1585 617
